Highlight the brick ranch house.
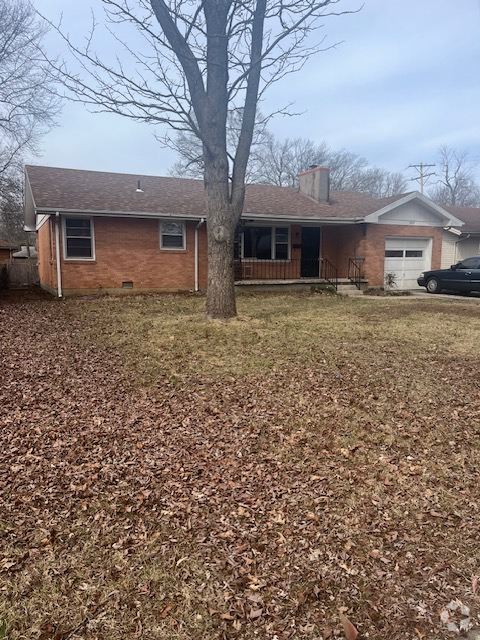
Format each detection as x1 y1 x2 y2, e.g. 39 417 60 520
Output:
24 164 464 297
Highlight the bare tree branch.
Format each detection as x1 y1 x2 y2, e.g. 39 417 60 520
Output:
0 0 59 178
428 145 480 207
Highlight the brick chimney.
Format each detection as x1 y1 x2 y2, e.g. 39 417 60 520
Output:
298 165 330 203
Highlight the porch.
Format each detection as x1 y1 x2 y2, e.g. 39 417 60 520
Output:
234 258 366 291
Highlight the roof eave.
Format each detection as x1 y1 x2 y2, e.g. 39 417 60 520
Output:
33 207 364 225
24 170 36 229
34 207 204 220
243 213 362 224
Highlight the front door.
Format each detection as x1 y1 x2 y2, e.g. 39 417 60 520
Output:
301 227 321 277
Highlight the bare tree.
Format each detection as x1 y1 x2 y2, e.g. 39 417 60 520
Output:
0 175 25 244
43 0 358 319
0 0 58 176
170 109 271 182
259 140 408 195
172 128 407 197
428 145 480 207
252 136 331 186
346 166 407 198
0 0 59 247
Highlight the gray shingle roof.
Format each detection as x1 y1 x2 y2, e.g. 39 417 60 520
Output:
443 205 480 233
25 165 409 222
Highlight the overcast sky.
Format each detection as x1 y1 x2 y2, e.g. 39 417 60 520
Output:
32 0 480 187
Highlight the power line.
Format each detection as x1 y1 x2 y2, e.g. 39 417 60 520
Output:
408 162 436 194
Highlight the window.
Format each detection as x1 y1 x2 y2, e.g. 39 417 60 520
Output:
64 218 94 259
458 257 480 269
243 226 289 260
385 249 423 258
275 227 289 260
160 221 185 249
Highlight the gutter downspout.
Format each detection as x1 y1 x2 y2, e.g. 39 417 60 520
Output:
194 218 205 292
55 212 63 298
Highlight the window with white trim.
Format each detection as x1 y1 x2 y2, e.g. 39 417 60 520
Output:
64 218 94 259
160 221 185 249
243 226 289 260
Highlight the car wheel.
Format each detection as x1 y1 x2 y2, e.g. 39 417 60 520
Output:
426 277 441 294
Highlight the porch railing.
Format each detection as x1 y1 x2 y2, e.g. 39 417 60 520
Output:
234 258 338 290
348 258 362 290
322 258 338 290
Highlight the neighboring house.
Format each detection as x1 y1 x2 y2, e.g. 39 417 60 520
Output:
24 164 464 297
0 240 15 266
441 206 480 268
12 245 38 259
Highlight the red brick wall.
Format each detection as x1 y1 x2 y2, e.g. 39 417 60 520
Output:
359 224 442 286
37 218 56 292
38 216 208 295
36 215 443 294
322 225 364 278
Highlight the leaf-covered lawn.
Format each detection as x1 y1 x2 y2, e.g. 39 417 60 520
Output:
1 290 479 639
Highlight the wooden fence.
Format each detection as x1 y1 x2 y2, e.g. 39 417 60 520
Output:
1 259 39 289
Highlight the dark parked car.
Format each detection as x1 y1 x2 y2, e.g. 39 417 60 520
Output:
417 256 480 294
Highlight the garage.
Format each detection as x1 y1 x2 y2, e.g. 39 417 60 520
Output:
384 238 432 289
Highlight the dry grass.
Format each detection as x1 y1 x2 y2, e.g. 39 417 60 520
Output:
1 291 479 640
75 292 480 380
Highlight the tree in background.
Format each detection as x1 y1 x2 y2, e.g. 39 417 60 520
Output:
428 145 480 207
45 0 358 319
249 135 331 187
0 176 24 245
0 0 59 244
172 130 408 197
169 109 272 183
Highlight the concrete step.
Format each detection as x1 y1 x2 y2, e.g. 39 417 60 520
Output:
337 283 363 292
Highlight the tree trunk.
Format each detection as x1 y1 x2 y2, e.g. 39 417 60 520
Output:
204 183 239 320
205 217 237 320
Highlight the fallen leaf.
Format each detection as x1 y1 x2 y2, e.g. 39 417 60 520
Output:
473 576 479 594
339 613 358 640
159 605 173 619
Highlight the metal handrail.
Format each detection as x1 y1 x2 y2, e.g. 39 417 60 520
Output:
321 257 338 290
348 258 362 289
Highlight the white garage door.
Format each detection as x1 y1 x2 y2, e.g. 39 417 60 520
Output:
384 238 432 289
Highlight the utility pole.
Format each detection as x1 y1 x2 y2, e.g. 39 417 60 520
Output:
408 162 436 194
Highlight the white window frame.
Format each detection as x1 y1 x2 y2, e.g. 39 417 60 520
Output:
241 225 290 261
63 217 95 261
160 221 186 250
